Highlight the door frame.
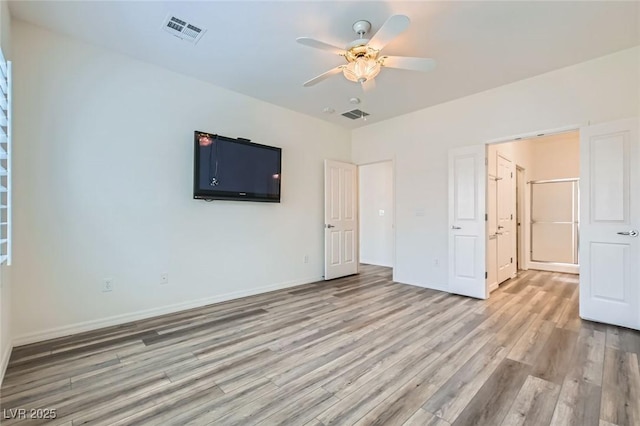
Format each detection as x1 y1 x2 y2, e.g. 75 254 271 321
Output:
485 124 582 145
516 165 526 270
356 159 396 271
355 158 397 278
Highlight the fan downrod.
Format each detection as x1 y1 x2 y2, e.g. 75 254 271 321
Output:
352 20 371 37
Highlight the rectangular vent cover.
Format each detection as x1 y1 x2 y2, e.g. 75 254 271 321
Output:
162 15 206 44
341 109 370 120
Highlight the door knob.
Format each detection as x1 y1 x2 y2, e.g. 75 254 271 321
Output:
497 226 504 229
617 230 639 237
451 226 462 230
326 224 335 229
495 232 503 235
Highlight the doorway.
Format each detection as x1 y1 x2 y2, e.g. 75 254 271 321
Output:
486 130 581 291
358 161 394 269
449 119 639 330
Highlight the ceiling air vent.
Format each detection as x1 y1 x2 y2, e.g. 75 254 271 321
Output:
341 109 370 120
162 15 206 44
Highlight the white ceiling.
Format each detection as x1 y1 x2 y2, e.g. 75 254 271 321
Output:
9 1 639 129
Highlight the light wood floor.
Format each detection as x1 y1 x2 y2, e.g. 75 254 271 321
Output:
1 265 639 426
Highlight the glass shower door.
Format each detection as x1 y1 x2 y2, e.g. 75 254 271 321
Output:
530 179 579 264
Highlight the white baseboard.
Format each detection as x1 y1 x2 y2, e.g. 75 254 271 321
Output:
0 341 12 387
529 262 579 274
360 259 393 268
397 276 447 293
12 275 323 347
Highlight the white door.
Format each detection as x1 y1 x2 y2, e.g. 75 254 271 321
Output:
448 146 488 299
496 154 515 283
324 160 359 280
487 175 498 291
580 118 639 330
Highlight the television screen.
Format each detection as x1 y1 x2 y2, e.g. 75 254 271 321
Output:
193 132 282 202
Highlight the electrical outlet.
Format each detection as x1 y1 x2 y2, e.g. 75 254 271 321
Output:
160 273 169 285
102 278 113 292
303 255 309 264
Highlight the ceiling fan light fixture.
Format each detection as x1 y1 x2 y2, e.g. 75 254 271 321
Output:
298 14 434 89
342 57 381 84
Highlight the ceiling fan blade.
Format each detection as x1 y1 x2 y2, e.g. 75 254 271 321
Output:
361 78 377 92
296 37 345 56
367 15 410 52
303 66 345 87
380 56 436 72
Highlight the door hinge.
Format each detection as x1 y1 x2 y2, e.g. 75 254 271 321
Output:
485 158 488 165
485 271 488 279
511 257 513 263
511 214 513 220
485 213 488 221
511 172 513 178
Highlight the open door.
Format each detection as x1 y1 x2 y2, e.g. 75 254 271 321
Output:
580 118 639 330
496 154 516 283
448 146 488 299
324 160 359 280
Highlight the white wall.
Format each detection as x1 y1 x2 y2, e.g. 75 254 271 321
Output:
0 0 11 383
359 161 393 267
529 133 580 181
352 47 639 291
11 20 351 344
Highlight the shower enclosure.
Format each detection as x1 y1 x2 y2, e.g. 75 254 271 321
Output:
530 178 579 265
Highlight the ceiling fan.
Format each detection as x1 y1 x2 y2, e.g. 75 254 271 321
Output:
297 15 436 91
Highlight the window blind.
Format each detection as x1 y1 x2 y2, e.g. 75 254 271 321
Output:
0 49 11 265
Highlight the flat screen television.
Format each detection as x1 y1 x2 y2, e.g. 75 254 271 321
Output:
193 131 282 202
